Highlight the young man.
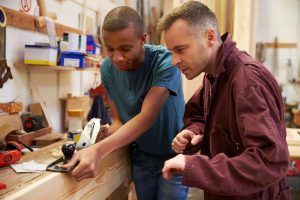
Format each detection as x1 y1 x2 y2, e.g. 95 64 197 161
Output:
158 1 290 199
64 6 188 200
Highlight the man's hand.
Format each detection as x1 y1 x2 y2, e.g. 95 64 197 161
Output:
172 129 202 153
162 154 186 180
63 144 102 181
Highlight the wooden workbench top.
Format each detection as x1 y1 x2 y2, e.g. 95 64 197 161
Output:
286 128 300 159
0 141 131 200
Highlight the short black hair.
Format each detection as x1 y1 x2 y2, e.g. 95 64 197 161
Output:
102 6 143 36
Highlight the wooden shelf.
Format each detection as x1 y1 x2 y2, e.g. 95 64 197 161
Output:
3 6 82 37
14 62 100 72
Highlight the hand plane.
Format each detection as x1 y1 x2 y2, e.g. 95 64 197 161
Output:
46 118 100 172
46 143 76 172
76 118 100 149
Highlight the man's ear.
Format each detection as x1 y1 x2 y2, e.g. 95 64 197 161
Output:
206 29 216 47
140 33 147 46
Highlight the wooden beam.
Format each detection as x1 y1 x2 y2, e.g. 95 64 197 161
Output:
2 7 82 37
264 42 297 49
4 7 36 32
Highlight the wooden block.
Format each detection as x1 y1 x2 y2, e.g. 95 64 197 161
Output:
29 103 44 116
0 113 22 131
33 133 64 147
0 124 13 142
6 127 52 147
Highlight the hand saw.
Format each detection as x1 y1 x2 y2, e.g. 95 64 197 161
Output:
0 7 13 88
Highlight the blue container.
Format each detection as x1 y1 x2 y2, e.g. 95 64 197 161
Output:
86 35 96 54
60 51 85 68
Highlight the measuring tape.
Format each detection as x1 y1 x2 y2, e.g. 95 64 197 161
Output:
0 7 7 28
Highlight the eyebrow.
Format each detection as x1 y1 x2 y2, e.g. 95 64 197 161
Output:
105 44 133 49
172 44 188 51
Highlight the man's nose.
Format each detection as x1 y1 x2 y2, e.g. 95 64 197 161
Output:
172 55 181 66
112 51 124 62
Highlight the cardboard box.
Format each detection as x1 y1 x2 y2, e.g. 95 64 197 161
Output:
24 44 58 66
0 102 23 113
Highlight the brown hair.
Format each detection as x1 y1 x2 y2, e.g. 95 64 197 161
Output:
157 1 219 36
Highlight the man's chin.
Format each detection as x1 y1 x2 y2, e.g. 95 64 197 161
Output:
116 65 128 71
182 72 194 80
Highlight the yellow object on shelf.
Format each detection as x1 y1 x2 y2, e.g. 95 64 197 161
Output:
67 109 84 117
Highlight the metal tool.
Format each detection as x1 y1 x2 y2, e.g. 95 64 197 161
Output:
0 149 22 167
0 141 22 167
0 7 13 88
76 118 100 149
46 143 77 173
46 118 100 172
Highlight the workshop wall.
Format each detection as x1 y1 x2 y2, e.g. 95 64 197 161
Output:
0 0 119 132
0 0 161 132
256 0 300 102
1 0 298 132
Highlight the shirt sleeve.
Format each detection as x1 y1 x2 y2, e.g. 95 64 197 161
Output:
100 58 113 100
183 85 205 134
181 84 206 154
182 84 289 196
151 53 182 96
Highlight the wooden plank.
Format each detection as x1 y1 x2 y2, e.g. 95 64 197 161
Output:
4 7 36 32
232 0 257 56
33 133 64 147
2 6 82 37
0 141 131 200
6 127 52 146
264 42 297 49
14 62 100 72
29 85 54 128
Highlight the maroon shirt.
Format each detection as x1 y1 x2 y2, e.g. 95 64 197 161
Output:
182 33 290 199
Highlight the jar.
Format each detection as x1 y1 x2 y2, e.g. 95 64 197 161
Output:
67 109 84 142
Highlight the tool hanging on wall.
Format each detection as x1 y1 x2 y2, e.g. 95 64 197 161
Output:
0 7 13 88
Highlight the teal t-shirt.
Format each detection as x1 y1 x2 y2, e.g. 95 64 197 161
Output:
100 44 185 166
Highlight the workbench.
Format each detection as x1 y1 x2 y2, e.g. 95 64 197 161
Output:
0 140 132 200
286 128 300 158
